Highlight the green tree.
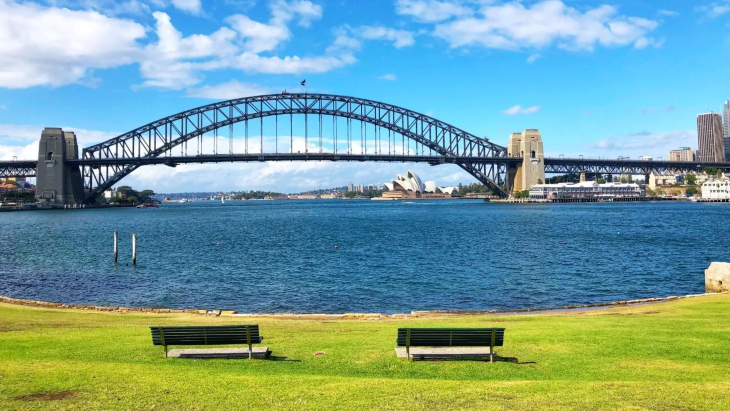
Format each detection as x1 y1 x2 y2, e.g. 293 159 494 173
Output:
685 187 699 196
513 190 530 199
704 167 719 176
138 190 155 202
536 179 543 185
685 174 697 185
116 186 135 197
597 178 606 184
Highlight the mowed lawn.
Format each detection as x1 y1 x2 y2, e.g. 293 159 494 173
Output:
1 295 729 410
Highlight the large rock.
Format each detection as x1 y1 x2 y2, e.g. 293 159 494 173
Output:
705 262 730 292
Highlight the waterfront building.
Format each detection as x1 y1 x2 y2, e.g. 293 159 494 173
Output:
529 181 643 200
701 178 730 199
724 101 730 160
648 172 679 189
668 147 697 162
697 112 725 162
358 184 364 193
381 170 457 199
347 183 353 192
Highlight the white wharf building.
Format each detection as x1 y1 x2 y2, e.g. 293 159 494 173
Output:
529 181 643 200
701 179 730 200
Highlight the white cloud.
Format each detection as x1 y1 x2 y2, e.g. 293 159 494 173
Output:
395 0 472 23
357 26 415 48
226 15 292 53
327 25 415 52
526 53 540 63
170 0 202 14
186 80 272 99
405 0 660 51
696 2 730 18
641 106 675 114
658 9 679 17
502 105 540 115
0 123 119 161
270 0 322 27
138 12 238 89
379 74 397 81
590 130 695 158
234 52 356 74
0 1 356 90
121 160 475 193
0 1 145 88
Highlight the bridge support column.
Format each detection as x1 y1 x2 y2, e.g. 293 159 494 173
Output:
506 129 545 195
35 128 85 205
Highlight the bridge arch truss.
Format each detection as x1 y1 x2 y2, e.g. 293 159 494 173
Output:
82 93 508 202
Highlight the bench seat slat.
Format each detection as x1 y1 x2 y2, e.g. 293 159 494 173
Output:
396 328 505 348
150 325 263 347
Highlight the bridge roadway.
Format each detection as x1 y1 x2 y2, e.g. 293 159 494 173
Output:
3 156 730 179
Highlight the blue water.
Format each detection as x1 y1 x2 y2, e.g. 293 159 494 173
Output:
0 200 728 313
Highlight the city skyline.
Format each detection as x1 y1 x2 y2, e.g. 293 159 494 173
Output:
0 1 729 192
724 100 730 160
697 112 725 163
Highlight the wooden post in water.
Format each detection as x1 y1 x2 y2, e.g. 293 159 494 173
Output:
132 233 137 266
114 231 118 263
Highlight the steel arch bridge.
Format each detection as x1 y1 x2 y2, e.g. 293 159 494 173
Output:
80 93 510 203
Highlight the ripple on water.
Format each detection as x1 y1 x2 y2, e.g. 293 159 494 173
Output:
0 200 725 313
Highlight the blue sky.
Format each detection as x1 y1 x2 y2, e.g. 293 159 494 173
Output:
0 0 729 192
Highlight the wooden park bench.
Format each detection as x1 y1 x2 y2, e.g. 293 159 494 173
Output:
150 325 269 359
396 328 505 362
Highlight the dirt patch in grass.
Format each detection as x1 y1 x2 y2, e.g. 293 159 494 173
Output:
13 390 78 401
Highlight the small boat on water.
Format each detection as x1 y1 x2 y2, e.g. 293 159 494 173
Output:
136 203 159 209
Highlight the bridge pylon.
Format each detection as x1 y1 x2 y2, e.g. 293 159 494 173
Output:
506 129 545 195
35 127 85 205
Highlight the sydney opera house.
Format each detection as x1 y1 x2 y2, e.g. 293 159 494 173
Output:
380 170 458 199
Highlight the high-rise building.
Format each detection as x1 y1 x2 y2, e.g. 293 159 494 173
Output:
347 183 353 192
724 101 730 160
668 147 697 162
697 112 725 162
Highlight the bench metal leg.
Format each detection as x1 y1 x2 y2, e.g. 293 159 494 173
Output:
248 344 252 360
164 345 168 358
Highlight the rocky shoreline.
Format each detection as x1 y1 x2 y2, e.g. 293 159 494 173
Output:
1 292 725 320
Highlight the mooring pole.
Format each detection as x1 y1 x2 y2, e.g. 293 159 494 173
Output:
114 231 118 263
132 233 137 266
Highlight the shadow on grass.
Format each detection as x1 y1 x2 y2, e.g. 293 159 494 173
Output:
267 356 302 362
408 356 536 364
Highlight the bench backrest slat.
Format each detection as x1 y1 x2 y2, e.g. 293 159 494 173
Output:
150 325 262 346
396 328 505 347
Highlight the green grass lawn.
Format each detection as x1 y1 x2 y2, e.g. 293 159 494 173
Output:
1 295 729 410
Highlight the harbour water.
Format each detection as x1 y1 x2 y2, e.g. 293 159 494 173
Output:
1 200 728 313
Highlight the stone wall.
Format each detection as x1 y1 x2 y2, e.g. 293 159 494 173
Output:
705 262 730 292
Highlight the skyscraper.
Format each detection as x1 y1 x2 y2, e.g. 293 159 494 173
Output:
724 101 730 160
697 112 725 162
